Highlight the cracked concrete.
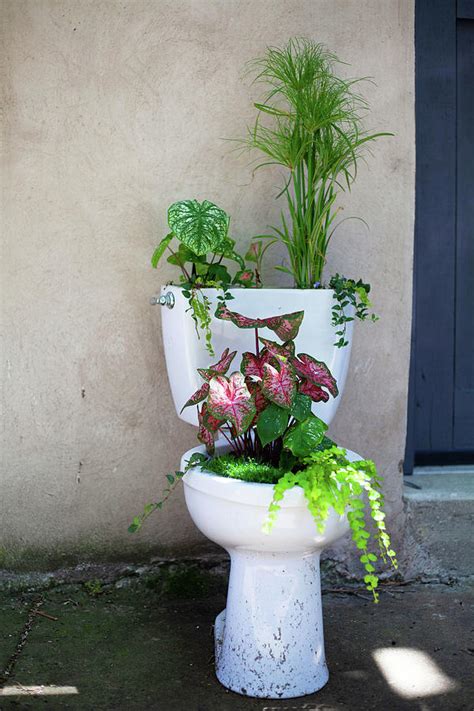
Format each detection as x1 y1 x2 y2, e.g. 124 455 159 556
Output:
0 567 473 710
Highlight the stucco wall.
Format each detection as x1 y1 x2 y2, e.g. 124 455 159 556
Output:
1 0 414 569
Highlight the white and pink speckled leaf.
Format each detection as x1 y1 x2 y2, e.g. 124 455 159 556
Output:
207 372 256 435
197 405 218 454
261 360 297 409
240 351 273 380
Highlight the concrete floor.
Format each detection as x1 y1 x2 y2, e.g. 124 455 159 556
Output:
0 572 473 711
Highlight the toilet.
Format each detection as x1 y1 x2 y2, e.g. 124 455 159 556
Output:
157 285 354 426
181 441 361 699
156 285 358 698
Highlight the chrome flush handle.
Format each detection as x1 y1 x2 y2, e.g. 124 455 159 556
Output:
150 292 175 309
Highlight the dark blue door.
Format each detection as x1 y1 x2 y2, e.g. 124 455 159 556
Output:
406 0 474 470
455 17 474 449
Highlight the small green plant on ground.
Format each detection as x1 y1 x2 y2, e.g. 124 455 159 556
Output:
151 198 255 355
84 579 104 597
130 306 396 599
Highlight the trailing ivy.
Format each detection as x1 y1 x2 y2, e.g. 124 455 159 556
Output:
329 274 379 348
128 452 207 533
263 446 397 601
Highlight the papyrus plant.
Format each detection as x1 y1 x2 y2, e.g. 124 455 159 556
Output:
240 38 391 288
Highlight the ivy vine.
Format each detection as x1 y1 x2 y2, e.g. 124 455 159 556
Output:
329 274 379 348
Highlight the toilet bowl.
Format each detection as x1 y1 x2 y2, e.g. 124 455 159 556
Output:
181 441 361 699
159 285 354 427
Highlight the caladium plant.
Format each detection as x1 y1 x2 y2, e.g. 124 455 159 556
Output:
130 306 397 601
182 305 338 462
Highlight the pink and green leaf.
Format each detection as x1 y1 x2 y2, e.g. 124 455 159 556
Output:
263 311 304 341
292 353 338 397
259 338 295 359
247 380 268 423
198 348 237 381
261 361 297 409
241 350 273 380
207 372 256 435
299 379 329 402
215 304 304 341
180 382 210 412
197 405 217 454
233 269 255 287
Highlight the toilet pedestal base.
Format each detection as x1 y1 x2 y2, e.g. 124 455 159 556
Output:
214 549 329 699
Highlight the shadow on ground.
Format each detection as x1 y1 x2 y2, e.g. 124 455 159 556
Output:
0 568 473 710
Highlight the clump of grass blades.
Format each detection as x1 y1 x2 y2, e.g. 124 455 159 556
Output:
238 38 391 288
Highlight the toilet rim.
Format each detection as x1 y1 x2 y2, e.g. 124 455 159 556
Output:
182 444 364 509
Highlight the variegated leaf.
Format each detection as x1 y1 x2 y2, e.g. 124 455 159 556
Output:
292 353 338 397
168 199 229 255
214 304 261 329
180 382 210 412
197 405 216 454
207 372 256 435
198 348 237 382
263 311 304 341
261 361 297 409
215 304 304 341
247 380 268 424
299 379 329 402
241 350 273 380
259 338 295 359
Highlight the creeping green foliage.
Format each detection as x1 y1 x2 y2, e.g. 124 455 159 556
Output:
263 446 397 601
187 289 214 356
128 453 207 534
329 274 379 348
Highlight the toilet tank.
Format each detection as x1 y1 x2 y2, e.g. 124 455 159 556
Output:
159 285 354 427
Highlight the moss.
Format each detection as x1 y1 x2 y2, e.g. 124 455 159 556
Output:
203 438 337 485
204 454 285 484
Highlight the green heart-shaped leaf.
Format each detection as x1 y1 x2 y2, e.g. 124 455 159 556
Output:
283 415 328 457
257 403 289 447
168 200 229 256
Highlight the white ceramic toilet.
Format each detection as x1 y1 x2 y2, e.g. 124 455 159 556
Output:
181 441 361 699
155 285 358 698
157 285 354 427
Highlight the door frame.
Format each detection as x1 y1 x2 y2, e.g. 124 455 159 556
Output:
405 0 474 473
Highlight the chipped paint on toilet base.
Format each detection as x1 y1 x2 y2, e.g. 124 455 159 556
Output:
213 551 329 699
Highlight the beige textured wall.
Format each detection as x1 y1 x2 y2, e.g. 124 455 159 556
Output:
1 0 414 569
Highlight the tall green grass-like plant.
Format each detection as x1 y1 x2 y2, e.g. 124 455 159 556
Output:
240 38 391 288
